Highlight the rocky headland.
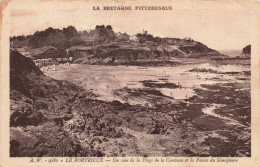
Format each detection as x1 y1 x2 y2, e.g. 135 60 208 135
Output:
239 45 251 58
11 26 227 67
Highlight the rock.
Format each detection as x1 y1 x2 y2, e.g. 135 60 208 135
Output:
183 149 194 155
129 112 154 133
10 108 44 127
10 127 39 149
90 137 102 144
91 150 104 157
238 45 251 58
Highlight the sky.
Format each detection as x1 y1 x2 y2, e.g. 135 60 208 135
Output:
8 0 254 51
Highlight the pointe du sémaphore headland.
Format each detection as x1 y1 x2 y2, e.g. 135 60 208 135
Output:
10 25 251 157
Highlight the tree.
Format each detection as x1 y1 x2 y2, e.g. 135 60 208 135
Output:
28 36 40 48
95 25 105 30
106 25 113 31
63 26 78 39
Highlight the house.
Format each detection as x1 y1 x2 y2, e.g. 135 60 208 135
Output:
81 30 101 43
33 58 55 67
74 49 94 58
57 58 63 62
183 37 193 42
87 37 97 43
81 36 97 43
116 32 130 41
62 57 69 62
130 35 138 42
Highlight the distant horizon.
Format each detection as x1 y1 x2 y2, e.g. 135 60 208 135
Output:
219 49 243 57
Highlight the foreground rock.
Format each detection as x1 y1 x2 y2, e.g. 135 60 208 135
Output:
10 50 100 156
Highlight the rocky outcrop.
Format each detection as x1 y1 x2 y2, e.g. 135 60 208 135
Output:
68 42 225 66
239 45 251 58
10 50 98 156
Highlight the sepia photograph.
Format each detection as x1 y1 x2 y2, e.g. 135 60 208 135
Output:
1 0 260 166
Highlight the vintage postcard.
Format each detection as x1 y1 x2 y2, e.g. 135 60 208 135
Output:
0 0 260 166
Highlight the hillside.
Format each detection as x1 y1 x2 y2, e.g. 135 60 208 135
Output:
11 26 226 65
68 42 224 66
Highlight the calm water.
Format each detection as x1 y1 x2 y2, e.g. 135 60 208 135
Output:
219 49 241 57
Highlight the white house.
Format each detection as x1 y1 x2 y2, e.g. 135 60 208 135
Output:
130 35 138 42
